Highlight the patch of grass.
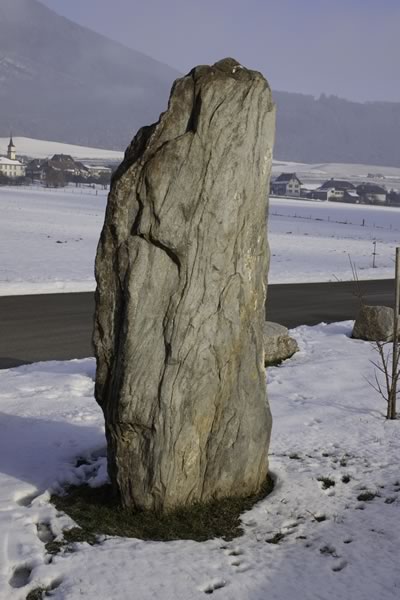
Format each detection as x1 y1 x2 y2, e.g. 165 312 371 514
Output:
289 453 302 460
45 527 98 555
75 456 90 468
26 589 45 600
50 476 274 544
306 510 327 523
266 532 285 544
341 475 351 484
320 545 337 556
26 588 55 600
317 476 335 490
26 578 62 599
265 350 297 368
315 515 327 523
357 491 378 502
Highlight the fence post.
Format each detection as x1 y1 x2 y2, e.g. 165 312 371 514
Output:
372 241 377 268
389 247 400 419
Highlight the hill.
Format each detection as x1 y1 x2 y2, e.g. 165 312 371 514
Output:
0 0 179 150
0 0 399 167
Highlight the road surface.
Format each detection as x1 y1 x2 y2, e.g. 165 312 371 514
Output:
0 279 394 369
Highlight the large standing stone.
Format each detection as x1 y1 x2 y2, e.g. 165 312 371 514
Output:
93 58 275 511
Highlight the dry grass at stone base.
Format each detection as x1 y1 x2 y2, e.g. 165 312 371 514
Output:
50 476 274 548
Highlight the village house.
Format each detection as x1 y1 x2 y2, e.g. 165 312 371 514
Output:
41 154 89 180
26 155 112 185
83 164 112 179
356 183 387 205
0 136 26 179
271 173 302 197
304 178 389 205
312 179 357 201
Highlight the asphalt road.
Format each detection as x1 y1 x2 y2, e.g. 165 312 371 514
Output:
0 279 395 369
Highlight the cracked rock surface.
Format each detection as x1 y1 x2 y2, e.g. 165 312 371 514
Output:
93 58 276 511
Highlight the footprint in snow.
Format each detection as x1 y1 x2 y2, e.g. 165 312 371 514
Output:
36 522 56 545
225 547 244 557
319 545 339 558
332 559 348 572
9 565 32 588
200 579 226 594
292 393 307 404
384 497 397 504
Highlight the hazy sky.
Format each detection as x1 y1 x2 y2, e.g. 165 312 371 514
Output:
41 0 399 102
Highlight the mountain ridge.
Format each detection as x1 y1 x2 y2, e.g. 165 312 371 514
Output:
0 0 399 166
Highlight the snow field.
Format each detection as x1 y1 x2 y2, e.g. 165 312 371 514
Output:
0 322 399 599
1 187 399 295
269 198 400 283
0 186 107 295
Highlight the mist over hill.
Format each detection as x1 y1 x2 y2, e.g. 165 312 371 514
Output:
274 92 400 167
1 0 399 167
0 0 179 150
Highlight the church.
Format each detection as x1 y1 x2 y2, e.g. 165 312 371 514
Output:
0 137 26 178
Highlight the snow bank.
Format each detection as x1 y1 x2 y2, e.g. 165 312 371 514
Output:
1 322 399 599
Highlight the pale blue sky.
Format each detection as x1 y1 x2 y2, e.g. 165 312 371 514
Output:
40 0 399 102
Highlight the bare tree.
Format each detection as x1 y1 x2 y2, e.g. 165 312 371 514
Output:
369 341 399 419
367 247 399 420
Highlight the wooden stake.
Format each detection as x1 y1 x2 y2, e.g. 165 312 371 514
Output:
389 247 400 419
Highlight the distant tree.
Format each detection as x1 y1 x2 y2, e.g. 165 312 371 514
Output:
45 167 66 188
388 190 400 207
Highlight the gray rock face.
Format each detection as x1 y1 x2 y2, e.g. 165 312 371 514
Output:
352 305 398 341
264 322 299 365
93 58 275 511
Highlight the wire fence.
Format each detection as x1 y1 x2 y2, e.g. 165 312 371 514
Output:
270 211 400 233
0 184 109 197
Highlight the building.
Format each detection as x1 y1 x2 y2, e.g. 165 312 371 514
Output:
387 190 400 207
0 136 26 178
271 173 302 196
26 155 111 184
83 164 112 179
356 183 387 205
41 154 89 179
26 158 45 181
317 179 356 201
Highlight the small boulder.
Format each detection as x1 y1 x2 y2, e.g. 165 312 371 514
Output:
264 321 299 366
352 305 398 341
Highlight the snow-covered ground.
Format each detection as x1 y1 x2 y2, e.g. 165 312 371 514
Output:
269 198 400 283
1 321 399 599
0 137 123 162
0 186 107 295
1 186 399 295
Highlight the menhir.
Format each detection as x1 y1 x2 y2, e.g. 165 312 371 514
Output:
93 58 276 511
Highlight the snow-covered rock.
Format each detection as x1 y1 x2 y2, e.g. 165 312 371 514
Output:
352 304 398 341
264 321 299 365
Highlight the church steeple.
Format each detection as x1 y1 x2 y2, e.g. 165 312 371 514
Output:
7 134 16 161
